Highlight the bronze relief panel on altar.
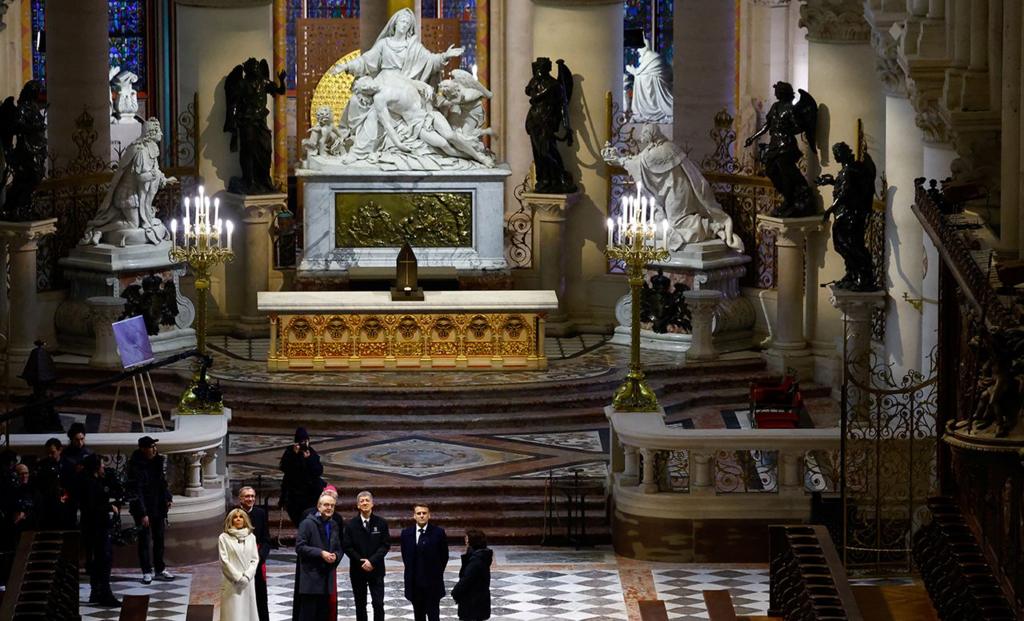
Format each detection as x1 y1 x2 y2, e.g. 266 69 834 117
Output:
334 192 473 248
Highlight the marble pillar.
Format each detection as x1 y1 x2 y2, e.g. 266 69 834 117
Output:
921 142 957 374
674 0 735 157
531 0 622 328
828 286 886 421
0 219 57 378
87 297 127 369
757 215 824 379
1001 0 1020 252
223 192 286 333
523 191 579 333
46 0 109 169
884 96 925 376
684 290 722 362
503 1 534 226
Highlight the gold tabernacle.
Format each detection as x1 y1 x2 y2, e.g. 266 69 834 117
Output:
267 312 547 371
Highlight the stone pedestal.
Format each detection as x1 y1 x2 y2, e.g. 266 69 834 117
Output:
56 242 196 360
222 192 286 336
828 286 886 417
611 240 755 353
684 289 722 361
523 191 579 335
757 215 825 379
87 296 127 368
0 219 57 378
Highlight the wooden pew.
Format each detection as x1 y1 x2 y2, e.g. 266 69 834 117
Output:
117 594 149 621
704 590 739 620
186 603 216 621
637 599 670 621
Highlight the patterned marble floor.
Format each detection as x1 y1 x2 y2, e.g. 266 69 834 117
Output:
79 547 771 621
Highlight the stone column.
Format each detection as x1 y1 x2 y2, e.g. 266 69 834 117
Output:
531 0 622 324
757 215 824 379
361 0 391 52
223 192 287 333
801 0 885 365
674 0 735 156
0 219 57 377
46 0 109 169
684 289 721 362
1001 0 1021 252
87 296 127 369
828 286 886 421
523 192 578 333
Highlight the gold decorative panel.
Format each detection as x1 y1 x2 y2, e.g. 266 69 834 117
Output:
267 311 547 371
334 192 472 247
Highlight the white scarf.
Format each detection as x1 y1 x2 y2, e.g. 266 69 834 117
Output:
226 526 251 542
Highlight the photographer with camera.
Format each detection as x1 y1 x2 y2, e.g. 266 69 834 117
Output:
128 436 174 585
279 427 325 530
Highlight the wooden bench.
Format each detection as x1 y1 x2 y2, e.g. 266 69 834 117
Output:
637 599 670 621
117 594 148 621
186 604 216 621
704 590 739 621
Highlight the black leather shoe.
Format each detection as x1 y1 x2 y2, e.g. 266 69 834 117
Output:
97 596 122 607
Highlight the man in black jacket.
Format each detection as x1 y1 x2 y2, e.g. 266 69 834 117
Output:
279 427 325 528
128 436 174 584
294 493 342 621
80 454 121 607
236 486 271 621
343 490 390 621
400 503 449 621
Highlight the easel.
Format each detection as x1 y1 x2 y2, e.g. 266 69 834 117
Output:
112 369 166 432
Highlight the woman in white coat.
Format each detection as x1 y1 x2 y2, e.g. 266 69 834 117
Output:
219 508 259 621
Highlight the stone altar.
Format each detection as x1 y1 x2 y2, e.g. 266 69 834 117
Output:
258 290 557 371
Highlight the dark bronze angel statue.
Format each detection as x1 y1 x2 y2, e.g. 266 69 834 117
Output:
817 142 879 291
223 58 286 195
0 80 47 221
525 57 577 194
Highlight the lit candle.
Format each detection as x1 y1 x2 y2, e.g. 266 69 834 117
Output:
472 63 478 79
620 195 628 219
170 219 177 246
661 219 669 249
606 217 614 247
640 195 648 226
226 220 234 252
184 197 190 225
214 197 220 225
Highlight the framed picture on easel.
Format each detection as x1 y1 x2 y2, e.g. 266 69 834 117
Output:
110 315 165 431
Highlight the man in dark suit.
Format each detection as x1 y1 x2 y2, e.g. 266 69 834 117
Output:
400 503 449 621
236 486 271 621
342 490 390 621
294 493 343 621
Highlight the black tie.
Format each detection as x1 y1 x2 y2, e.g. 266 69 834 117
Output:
363 520 369 530
418 527 425 543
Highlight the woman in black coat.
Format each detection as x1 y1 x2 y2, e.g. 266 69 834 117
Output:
451 529 493 621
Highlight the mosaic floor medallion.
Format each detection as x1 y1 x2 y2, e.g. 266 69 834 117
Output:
325 437 533 478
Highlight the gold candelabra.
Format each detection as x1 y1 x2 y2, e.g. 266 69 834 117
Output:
169 187 234 413
606 195 670 412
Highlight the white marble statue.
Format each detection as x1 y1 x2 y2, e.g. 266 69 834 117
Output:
325 8 494 170
111 68 140 122
301 105 347 162
436 69 494 148
82 118 176 247
602 124 744 253
627 37 673 123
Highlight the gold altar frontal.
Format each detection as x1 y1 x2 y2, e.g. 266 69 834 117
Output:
259 291 559 372
268 312 548 371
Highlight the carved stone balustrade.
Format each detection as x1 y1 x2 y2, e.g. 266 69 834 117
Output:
607 405 840 562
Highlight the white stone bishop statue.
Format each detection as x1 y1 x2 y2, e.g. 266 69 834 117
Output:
320 7 496 171
627 36 673 124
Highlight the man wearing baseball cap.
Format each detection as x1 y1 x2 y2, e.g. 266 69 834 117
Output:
128 436 174 584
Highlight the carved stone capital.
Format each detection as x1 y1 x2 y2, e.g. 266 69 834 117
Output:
870 26 908 97
0 218 58 251
799 0 871 43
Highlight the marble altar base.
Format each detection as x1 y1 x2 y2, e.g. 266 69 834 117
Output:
297 164 512 280
56 242 196 358
259 290 557 371
610 240 756 354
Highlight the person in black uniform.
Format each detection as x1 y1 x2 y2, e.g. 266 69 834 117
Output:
80 453 121 607
400 504 449 621
235 486 271 621
128 436 174 584
278 427 325 529
34 437 72 529
343 490 390 621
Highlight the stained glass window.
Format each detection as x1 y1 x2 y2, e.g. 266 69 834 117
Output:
109 0 147 92
624 0 673 71
29 0 149 92
421 0 477 73
285 0 359 90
